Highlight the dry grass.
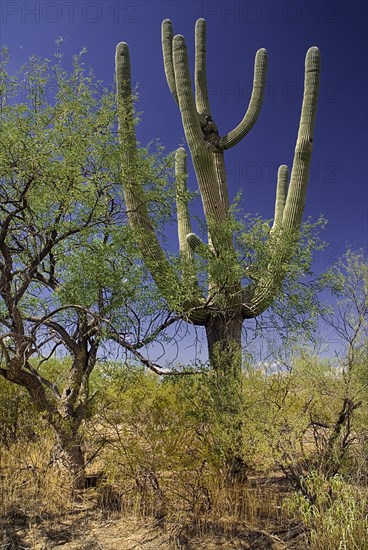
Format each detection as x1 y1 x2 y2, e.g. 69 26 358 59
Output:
1 420 366 549
0 441 305 549
0 438 74 519
1 512 301 550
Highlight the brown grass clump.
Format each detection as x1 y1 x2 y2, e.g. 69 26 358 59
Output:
0 437 74 520
0 430 301 549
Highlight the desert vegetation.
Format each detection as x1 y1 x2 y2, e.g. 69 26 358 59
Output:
1 19 367 550
1 280 368 549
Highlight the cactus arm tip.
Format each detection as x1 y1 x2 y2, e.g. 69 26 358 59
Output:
115 42 130 74
175 146 187 160
162 19 178 103
307 46 320 57
271 165 289 231
173 34 185 43
195 16 211 117
187 233 204 252
116 41 128 52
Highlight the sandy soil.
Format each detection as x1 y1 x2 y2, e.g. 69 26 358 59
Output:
1 512 305 550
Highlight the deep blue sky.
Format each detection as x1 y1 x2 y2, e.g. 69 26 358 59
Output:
1 0 367 267
1 0 367 365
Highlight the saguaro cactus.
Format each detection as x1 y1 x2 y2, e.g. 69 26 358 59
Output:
116 19 320 374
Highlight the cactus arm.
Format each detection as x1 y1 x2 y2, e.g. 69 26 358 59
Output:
282 47 321 230
195 18 211 117
241 47 320 319
172 35 205 149
175 148 206 302
115 43 179 297
115 42 136 156
272 165 289 231
175 147 193 260
172 34 227 227
162 19 179 104
194 18 230 221
216 48 268 151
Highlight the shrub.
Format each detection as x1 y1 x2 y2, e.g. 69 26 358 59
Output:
283 471 368 549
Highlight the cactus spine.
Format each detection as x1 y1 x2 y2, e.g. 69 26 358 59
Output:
116 20 320 372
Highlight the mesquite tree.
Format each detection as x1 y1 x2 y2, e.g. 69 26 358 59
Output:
0 47 185 487
116 18 321 376
0 49 118 488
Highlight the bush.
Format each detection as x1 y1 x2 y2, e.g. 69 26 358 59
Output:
0 377 42 446
283 471 368 549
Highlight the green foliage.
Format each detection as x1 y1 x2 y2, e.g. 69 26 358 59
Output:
0 45 173 357
0 46 119 318
284 471 368 549
88 362 243 483
84 349 368 536
0 47 179 488
0 376 42 445
0 357 77 447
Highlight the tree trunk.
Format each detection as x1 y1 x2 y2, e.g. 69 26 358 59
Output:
56 427 86 490
204 313 247 480
205 313 243 374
